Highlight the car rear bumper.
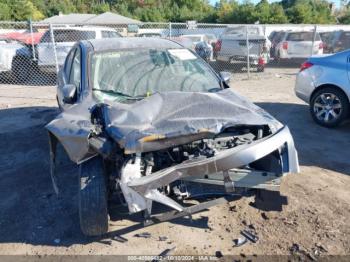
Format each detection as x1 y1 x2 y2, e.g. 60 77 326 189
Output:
217 55 261 65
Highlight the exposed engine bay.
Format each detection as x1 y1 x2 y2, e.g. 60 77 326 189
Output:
150 127 260 171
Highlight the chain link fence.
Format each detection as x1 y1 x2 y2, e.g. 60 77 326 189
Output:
1 21 350 87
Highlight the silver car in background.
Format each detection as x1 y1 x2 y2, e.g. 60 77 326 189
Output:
295 50 350 127
275 31 323 62
37 26 121 73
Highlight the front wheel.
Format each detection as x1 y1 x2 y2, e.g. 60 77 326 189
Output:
310 87 349 128
79 157 109 236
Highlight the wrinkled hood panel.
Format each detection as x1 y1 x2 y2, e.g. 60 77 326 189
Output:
105 89 280 151
46 89 281 163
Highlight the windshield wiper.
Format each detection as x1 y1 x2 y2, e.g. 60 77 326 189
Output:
93 89 144 100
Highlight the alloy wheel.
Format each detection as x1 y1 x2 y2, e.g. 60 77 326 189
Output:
313 92 342 123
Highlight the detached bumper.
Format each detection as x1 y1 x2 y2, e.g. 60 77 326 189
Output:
128 126 299 196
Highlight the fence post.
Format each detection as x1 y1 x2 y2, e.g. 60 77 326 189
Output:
49 23 59 74
311 24 317 57
29 19 36 61
169 22 172 38
246 25 250 79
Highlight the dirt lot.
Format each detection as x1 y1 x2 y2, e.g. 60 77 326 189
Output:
0 66 349 258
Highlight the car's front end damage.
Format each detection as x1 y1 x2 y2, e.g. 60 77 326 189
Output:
47 89 299 226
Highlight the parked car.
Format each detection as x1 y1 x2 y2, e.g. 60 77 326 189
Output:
0 31 44 76
295 50 350 127
136 32 162 38
0 38 26 74
327 30 350 54
46 37 299 236
215 26 270 72
195 41 212 61
171 36 194 50
0 29 44 45
319 31 334 54
204 33 218 47
274 31 323 62
269 31 285 58
180 34 214 59
11 26 121 82
268 31 278 42
181 34 210 45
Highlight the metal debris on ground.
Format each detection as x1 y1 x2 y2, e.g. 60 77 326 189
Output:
233 237 248 247
240 230 259 243
290 243 317 261
315 243 328 253
158 236 168 241
112 235 128 243
290 243 300 253
134 232 152 238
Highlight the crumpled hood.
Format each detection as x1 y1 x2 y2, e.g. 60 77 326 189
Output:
105 89 281 151
46 89 282 163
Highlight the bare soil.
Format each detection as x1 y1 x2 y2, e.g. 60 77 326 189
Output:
0 66 349 258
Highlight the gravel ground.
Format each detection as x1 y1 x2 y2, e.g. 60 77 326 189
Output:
0 66 349 259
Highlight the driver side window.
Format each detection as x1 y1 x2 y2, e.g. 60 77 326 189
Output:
69 48 81 91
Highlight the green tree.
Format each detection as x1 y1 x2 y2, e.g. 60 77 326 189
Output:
339 9 350 23
268 3 288 23
216 0 238 23
0 1 11 20
5 0 44 21
284 0 335 24
253 0 270 23
46 0 76 17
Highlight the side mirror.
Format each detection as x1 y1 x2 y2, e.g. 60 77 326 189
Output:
219 71 232 86
62 84 77 104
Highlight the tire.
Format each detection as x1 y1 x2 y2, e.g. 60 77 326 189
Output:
12 56 33 83
79 157 109 236
310 87 349 128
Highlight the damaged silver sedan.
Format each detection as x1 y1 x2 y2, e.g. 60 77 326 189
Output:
46 38 299 236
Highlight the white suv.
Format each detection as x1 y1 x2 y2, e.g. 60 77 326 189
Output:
275 31 323 62
37 26 121 73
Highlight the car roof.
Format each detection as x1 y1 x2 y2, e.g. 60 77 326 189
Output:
88 37 183 51
51 26 116 31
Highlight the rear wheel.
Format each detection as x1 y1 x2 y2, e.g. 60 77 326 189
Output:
79 157 109 236
310 87 349 128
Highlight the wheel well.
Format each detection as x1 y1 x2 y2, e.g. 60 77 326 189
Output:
310 84 350 105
